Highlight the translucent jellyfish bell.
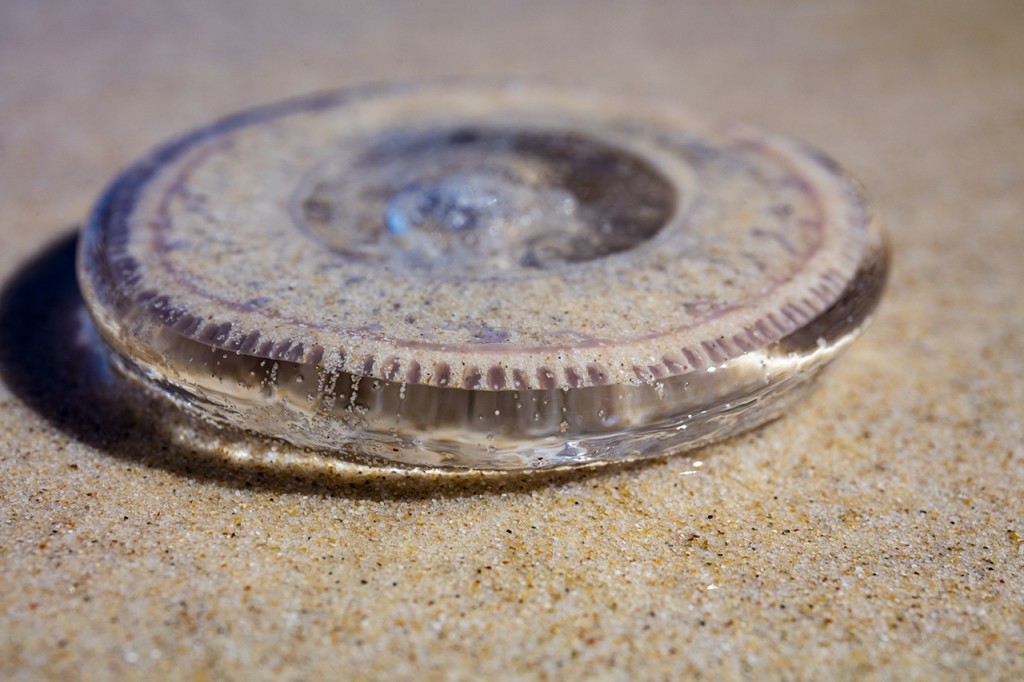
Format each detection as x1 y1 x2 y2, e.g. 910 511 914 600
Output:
77 81 888 469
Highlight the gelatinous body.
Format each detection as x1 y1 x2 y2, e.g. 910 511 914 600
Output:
78 81 887 469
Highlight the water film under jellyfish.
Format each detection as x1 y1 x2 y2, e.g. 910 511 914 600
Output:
77 81 888 469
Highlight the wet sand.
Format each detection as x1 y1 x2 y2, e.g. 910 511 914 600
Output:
1 1 1022 678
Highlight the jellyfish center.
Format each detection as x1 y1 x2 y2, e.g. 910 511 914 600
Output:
296 127 677 275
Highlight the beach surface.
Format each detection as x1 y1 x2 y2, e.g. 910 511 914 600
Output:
1 1 1022 678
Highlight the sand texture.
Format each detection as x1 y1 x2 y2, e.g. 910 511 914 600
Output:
1 1 1022 679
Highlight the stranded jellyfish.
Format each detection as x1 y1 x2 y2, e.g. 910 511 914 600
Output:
78 81 887 469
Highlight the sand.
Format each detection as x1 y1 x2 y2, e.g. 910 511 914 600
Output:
1 1 1022 679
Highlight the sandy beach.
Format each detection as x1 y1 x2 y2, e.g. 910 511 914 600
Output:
2 1 1022 678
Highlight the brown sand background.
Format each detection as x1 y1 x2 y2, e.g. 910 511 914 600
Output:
1 1 1022 679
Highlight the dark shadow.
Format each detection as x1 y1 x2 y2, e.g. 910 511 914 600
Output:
0 232 664 499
